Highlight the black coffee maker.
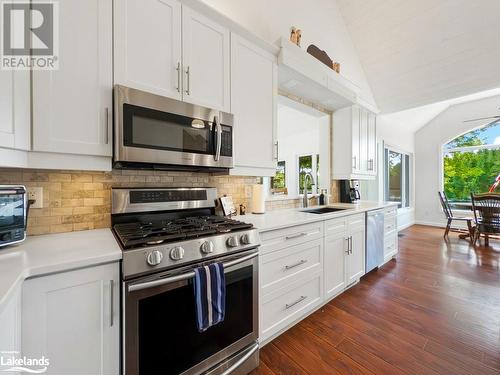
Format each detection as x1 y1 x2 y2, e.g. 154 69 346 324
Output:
339 180 361 203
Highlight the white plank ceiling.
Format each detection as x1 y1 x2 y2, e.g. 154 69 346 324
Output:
337 0 500 113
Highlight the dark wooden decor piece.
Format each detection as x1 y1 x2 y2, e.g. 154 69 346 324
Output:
307 44 340 73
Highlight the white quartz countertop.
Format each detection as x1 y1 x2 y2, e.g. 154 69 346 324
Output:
239 201 398 232
0 229 122 312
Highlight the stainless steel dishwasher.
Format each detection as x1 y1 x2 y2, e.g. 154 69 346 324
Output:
366 209 385 272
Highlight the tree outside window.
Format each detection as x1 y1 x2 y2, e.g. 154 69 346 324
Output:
298 154 320 195
271 161 286 190
443 121 500 202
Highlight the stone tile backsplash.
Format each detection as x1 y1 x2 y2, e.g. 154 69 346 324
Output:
0 168 342 236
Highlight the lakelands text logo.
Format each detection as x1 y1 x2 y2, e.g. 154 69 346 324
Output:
0 351 49 373
1 1 59 70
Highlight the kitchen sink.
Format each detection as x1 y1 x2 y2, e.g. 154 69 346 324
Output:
301 207 349 214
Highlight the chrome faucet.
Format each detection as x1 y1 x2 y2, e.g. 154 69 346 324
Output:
302 172 315 208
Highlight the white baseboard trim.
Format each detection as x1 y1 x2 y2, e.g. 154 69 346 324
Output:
398 221 415 231
415 220 446 228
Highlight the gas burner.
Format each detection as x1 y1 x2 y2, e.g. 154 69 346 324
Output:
113 215 253 250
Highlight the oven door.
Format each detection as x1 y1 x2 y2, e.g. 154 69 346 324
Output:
114 85 233 169
123 250 258 375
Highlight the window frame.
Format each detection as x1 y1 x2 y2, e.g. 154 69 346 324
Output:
440 122 500 205
384 145 412 210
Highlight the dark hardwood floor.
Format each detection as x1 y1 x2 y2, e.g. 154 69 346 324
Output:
251 225 500 374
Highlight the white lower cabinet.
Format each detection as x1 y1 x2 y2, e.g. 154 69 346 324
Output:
259 214 367 343
22 263 119 375
324 214 365 300
0 288 22 375
383 207 399 263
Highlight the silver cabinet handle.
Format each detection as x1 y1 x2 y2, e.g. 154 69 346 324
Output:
352 156 357 169
176 62 181 93
284 259 307 270
274 141 279 160
109 280 114 327
349 236 353 254
185 66 190 95
285 295 307 309
285 232 307 240
105 107 110 144
214 115 222 161
345 237 350 254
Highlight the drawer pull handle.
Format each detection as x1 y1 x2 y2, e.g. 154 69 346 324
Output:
285 295 307 310
285 232 307 240
284 259 307 270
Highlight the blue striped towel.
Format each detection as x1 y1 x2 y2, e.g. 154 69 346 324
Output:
193 263 226 332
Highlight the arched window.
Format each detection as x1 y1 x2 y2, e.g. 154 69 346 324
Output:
443 121 500 202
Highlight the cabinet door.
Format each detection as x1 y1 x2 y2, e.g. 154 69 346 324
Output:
346 218 365 285
324 234 347 299
32 0 113 156
0 70 30 150
182 6 230 111
0 288 21 374
114 0 182 99
367 112 377 175
22 263 119 375
351 106 361 174
359 108 369 173
230 34 277 176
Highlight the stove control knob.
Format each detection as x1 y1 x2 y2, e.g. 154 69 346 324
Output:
226 236 239 248
147 250 163 266
169 246 185 261
240 234 251 245
200 241 214 254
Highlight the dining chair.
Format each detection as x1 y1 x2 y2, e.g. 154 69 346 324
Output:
438 192 474 241
470 193 500 246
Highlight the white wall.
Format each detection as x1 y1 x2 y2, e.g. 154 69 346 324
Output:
360 114 416 230
415 94 500 226
199 0 376 107
276 103 330 197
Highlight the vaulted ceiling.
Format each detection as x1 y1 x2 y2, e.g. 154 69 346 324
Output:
337 0 500 113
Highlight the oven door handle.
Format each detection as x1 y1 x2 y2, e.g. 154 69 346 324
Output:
220 342 259 375
127 251 258 293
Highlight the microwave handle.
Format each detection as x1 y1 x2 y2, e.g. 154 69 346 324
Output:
214 115 222 162
127 251 258 293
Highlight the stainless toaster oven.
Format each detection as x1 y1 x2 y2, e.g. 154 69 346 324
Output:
0 185 27 247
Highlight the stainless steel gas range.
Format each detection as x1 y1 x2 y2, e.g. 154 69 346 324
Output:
111 187 260 375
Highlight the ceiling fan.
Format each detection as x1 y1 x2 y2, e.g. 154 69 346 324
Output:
463 108 500 122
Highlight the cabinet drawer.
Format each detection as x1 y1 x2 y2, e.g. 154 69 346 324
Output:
261 239 322 294
261 272 321 340
385 207 397 219
348 213 365 231
384 216 397 233
384 233 398 257
260 222 323 254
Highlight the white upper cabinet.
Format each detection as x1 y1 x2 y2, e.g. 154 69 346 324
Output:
0 70 30 151
332 105 377 180
114 0 182 100
182 6 230 112
32 0 113 157
230 34 277 176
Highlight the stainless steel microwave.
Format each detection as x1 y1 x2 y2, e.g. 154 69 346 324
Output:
113 85 234 171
